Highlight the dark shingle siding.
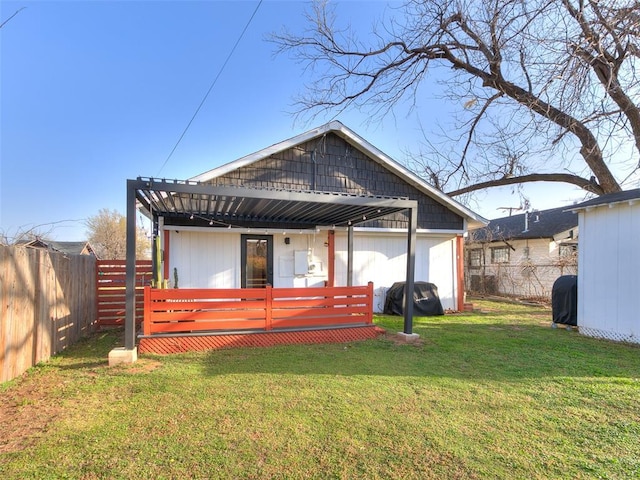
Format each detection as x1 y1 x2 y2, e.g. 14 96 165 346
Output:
206 133 463 230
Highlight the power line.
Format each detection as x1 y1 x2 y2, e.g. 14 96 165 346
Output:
0 7 26 29
157 0 263 176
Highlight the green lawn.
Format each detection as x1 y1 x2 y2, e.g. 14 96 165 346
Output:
1 299 639 479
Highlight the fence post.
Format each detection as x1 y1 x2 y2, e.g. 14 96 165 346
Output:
143 286 151 336
366 282 374 324
265 285 273 330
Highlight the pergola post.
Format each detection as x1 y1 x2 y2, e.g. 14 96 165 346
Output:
347 225 354 287
399 206 419 342
456 234 465 312
108 179 138 365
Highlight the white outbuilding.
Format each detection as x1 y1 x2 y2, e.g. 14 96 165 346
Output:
569 188 640 343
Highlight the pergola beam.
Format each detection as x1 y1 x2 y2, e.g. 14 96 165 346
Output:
131 178 416 212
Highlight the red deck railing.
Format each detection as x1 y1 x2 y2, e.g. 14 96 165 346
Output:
143 283 374 335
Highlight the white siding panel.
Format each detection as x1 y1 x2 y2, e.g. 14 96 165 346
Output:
335 232 457 312
169 231 329 290
169 231 239 289
273 232 328 288
579 202 640 343
583 208 618 328
423 237 456 311
168 229 458 312
577 212 590 329
614 204 639 337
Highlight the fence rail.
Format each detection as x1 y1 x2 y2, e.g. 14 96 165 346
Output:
0 246 96 383
143 283 374 335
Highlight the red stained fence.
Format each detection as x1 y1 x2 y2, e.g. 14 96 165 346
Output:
96 260 153 328
143 283 374 335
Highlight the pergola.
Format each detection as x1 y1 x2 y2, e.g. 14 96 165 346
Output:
123 177 419 353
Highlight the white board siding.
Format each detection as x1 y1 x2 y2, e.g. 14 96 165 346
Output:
273 232 328 288
168 230 329 290
169 231 240 288
334 232 457 312
167 229 458 312
578 202 640 343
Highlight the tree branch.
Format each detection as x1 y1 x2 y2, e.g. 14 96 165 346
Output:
446 173 604 197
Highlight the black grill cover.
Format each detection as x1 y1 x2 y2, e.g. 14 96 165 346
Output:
383 281 444 316
551 275 578 326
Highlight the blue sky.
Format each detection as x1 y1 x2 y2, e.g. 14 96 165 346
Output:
1 0 587 242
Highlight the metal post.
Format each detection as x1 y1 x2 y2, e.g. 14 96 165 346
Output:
124 180 137 350
403 207 417 334
347 225 354 286
151 215 160 287
456 235 465 312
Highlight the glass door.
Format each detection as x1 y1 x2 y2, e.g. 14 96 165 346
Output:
241 235 273 288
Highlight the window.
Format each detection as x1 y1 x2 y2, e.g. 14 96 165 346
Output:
469 249 483 267
491 246 510 264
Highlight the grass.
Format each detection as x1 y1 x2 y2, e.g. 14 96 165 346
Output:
1 298 639 479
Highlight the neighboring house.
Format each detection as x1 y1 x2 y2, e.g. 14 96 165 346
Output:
466 206 578 299
568 188 640 344
17 239 98 257
158 121 487 312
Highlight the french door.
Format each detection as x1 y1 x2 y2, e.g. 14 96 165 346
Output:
241 235 273 288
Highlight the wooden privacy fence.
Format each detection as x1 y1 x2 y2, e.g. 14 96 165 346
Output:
143 283 374 335
96 260 153 328
0 246 96 383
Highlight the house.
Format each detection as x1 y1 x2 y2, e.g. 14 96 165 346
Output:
568 188 640 344
466 206 578 299
17 238 98 257
113 121 487 361
168 121 486 311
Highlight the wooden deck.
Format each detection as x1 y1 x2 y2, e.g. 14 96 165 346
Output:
138 283 383 354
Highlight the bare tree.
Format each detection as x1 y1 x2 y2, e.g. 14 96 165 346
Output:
1 220 82 246
86 209 149 260
273 0 640 197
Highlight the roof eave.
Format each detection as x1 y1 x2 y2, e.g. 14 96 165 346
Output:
568 198 640 213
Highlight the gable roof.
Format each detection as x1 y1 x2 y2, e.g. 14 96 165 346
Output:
17 239 97 257
567 188 640 212
469 206 578 242
190 121 487 229
47 241 97 256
